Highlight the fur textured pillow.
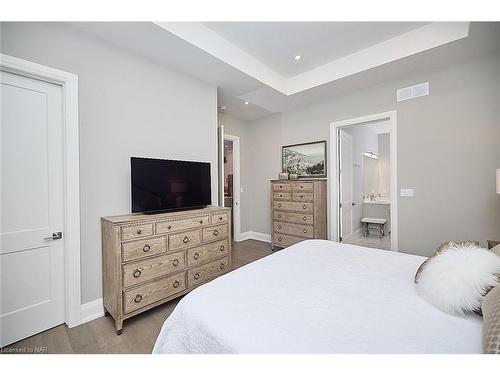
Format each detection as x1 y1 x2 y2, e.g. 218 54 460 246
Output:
414 240 480 283
416 247 500 315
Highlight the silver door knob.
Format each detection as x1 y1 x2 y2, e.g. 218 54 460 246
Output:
44 232 63 240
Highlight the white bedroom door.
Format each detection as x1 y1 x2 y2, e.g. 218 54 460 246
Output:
339 129 354 241
1 71 66 347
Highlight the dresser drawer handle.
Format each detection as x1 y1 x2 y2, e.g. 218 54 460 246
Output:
193 252 200 260
142 244 151 252
194 272 200 280
278 236 282 241
303 229 307 234
279 194 282 197
219 216 223 221
278 225 282 230
213 229 219 236
279 185 283 188
132 269 142 278
220 245 225 251
167 225 172 230
303 205 307 209
300 195 304 198
136 229 142 235
173 280 180 288
172 258 179 266
278 214 282 218
219 263 225 270
303 216 307 221
199 219 204 224
278 203 281 208
134 294 142 303
183 236 190 244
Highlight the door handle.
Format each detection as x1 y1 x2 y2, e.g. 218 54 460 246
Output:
44 232 63 240
352 202 357 206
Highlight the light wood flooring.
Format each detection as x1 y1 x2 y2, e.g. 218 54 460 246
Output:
2 239 272 354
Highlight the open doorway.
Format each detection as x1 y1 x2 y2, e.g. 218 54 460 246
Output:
330 111 398 251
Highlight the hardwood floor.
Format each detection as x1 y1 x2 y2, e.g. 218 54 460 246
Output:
2 239 273 354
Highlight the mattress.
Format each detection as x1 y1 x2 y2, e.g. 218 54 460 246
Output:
153 240 482 354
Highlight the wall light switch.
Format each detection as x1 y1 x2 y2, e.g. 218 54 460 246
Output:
400 188 414 197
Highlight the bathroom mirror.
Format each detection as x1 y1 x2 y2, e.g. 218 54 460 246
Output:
363 154 379 198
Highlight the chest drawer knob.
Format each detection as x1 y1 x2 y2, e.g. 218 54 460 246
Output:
132 269 142 278
220 245 225 251
300 195 304 198
213 229 219 236
172 258 180 266
167 224 172 230
303 229 307 234
278 225 282 230
303 216 307 221
194 272 200 280
142 244 151 252
193 252 200 260
277 236 282 242
134 294 142 303
172 280 180 288
279 185 283 188
278 214 282 218
219 263 225 270
279 194 282 197
278 203 282 208
303 205 307 210
183 236 190 244
219 216 223 221
136 229 142 235
199 220 204 224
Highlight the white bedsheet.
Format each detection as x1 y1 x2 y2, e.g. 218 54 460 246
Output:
153 240 482 354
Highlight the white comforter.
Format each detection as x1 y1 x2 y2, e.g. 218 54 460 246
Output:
153 240 482 354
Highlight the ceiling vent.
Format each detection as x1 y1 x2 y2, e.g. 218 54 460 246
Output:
397 82 429 102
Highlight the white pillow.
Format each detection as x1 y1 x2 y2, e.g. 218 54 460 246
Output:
416 247 500 315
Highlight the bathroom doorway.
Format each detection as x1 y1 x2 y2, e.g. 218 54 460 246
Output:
330 111 398 251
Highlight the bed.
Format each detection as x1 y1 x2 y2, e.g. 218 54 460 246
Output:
153 240 482 354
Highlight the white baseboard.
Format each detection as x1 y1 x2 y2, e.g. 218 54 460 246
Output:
239 231 271 243
80 298 104 324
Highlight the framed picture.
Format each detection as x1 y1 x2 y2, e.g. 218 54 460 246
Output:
282 140 327 178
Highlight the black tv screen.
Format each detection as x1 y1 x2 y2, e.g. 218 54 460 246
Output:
131 157 211 213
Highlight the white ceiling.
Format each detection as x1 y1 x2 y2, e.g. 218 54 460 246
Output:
69 22 500 121
203 22 428 77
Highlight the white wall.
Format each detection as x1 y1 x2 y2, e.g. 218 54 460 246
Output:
0 22 218 304
243 52 500 256
344 126 379 232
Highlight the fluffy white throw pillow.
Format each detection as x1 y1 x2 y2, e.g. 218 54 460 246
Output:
416 247 500 315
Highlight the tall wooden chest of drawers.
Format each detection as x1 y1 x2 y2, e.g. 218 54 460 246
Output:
101 206 231 334
271 180 327 249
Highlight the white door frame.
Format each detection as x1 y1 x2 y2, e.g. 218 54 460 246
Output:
329 111 398 251
1 54 82 327
223 134 242 242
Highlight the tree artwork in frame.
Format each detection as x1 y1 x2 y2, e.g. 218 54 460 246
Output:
282 140 327 178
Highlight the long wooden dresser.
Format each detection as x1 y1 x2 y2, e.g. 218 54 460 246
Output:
101 206 231 334
271 179 327 250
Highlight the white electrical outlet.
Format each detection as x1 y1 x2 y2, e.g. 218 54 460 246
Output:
400 188 414 197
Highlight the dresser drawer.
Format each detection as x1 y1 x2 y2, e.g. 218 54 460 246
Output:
169 229 201 250
187 240 229 267
273 211 314 225
121 223 154 241
274 221 314 239
272 182 291 191
211 212 228 224
273 233 304 248
292 192 314 202
291 182 314 192
123 271 186 314
122 251 186 288
156 215 209 234
273 192 292 200
188 257 229 287
122 236 167 262
202 224 229 242
273 201 313 213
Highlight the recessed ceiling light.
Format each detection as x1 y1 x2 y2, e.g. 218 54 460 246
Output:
244 101 249 105
294 55 301 60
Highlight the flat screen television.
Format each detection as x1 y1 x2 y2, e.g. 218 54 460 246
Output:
131 157 211 214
